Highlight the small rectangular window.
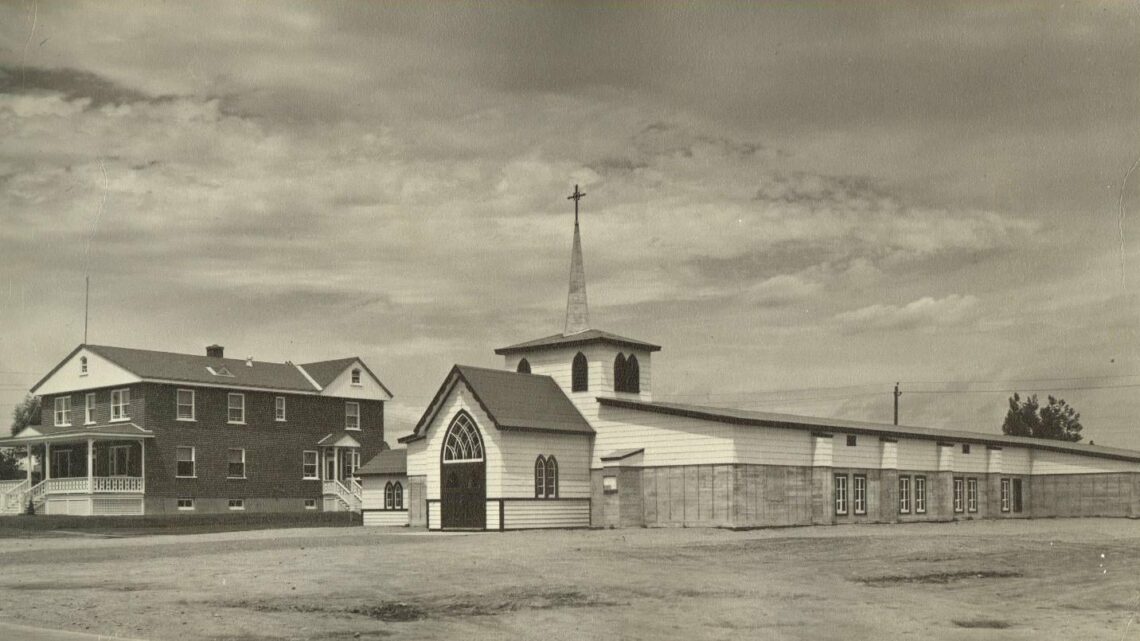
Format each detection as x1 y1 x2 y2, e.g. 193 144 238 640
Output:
176 446 195 478
302 450 318 479
962 443 971 455
228 499 244 511
834 474 848 515
602 476 618 494
967 478 978 513
177 498 194 510
853 475 867 515
176 389 195 421
953 477 964 513
110 388 130 421
227 448 246 479
846 435 857 447
275 396 286 422
899 476 911 514
54 396 72 426
304 498 317 510
351 369 362 385
1000 478 1011 512
227 393 245 424
84 393 96 425
914 476 927 514
345 402 360 430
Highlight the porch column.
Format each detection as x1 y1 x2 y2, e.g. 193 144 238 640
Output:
334 447 340 483
138 439 145 486
26 444 32 484
87 439 95 495
44 442 51 481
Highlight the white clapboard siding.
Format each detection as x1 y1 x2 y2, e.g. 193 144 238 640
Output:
1032 449 1140 475
363 510 408 527
361 475 407 510
427 501 440 530
734 424 813 467
590 403 735 469
503 499 590 529
896 438 940 471
34 347 142 396
486 499 500 527
831 434 882 469
1002 448 1032 475
516 343 653 408
953 446 988 474
497 430 591 498
405 382 505 499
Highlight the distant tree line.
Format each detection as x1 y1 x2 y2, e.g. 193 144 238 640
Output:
1002 393 1083 443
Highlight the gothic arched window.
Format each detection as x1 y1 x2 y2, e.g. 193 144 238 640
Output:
517 358 531 374
535 455 558 498
613 353 627 391
626 355 640 394
572 352 588 392
535 455 546 497
393 481 403 509
545 456 558 498
442 412 484 462
385 482 394 509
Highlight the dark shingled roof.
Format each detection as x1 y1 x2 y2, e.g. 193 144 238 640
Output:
401 365 593 442
300 357 359 387
494 329 661 355
597 397 1140 464
71 345 319 392
357 449 407 476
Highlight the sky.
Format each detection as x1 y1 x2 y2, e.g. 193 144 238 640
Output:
0 1 1137 446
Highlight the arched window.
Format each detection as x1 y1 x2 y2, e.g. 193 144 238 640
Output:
534 455 546 497
80 356 88 375
393 481 403 509
385 482 394 509
571 352 588 392
517 358 531 374
442 412 483 462
545 456 558 498
626 355 640 394
613 353 627 391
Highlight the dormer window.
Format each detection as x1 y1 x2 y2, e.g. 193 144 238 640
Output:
207 365 234 377
80 356 88 376
571 352 588 392
351 369 361 386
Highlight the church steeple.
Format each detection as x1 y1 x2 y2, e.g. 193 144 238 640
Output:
564 184 589 335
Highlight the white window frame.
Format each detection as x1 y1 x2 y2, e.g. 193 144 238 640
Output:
834 474 848 515
227 393 245 424
967 477 978 513
1000 478 1011 513
853 474 867 515
345 402 360 430
176 446 196 478
304 498 317 510
899 476 911 514
351 368 362 386
915 476 927 514
953 477 964 513
275 396 286 422
110 388 130 422
227 498 245 511
80 356 88 376
109 445 131 477
227 448 246 479
302 450 319 480
54 396 72 426
177 498 195 511
176 389 196 421
84 393 96 425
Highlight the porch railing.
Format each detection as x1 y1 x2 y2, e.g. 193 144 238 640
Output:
36 477 145 495
0 480 29 512
323 480 362 511
93 477 144 493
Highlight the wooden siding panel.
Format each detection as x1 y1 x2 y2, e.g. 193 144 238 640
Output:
591 405 736 469
1032 450 1140 475
496 430 591 499
896 439 939 471
502 500 590 529
831 434 881 468
361 474 406 510
363 510 408 527
734 425 813 467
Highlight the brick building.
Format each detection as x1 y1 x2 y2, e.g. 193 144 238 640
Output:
0 344 390 516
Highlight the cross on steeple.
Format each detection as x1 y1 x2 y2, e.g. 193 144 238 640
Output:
567 184 586 226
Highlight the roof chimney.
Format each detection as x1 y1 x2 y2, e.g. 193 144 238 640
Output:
206 345 224 359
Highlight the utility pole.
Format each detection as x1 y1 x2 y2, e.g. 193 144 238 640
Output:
893 382 901 425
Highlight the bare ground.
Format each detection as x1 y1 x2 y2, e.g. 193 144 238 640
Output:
0 519 1139 640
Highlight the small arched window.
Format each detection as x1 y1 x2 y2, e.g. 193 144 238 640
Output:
534 455 546 497
626 355 640 394
517 358 531 374
385 482 394 509
613 353 626 391
393 481 403 509
571 352 588 392
545 456 558 498
80 356 88 375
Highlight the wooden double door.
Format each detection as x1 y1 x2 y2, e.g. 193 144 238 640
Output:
441 461 485 529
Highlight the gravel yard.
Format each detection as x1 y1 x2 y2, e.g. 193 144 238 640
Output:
0 519 1138 640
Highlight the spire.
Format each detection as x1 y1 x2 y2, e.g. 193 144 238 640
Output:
564 185 589 335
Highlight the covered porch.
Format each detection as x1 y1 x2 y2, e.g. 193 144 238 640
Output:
317 433 363 512
0 424 153 516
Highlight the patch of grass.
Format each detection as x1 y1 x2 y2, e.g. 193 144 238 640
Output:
858 570 1023 586
952 619 1012 629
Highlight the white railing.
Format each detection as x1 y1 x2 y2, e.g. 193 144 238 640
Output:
28 480 47 505
46 478 90 494
350 478 362 499
93 477 144 493
32 477 146 496
0 480 26 495
324 480 362 511
0 480 29 512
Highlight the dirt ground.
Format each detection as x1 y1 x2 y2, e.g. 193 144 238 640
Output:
1 519 1139 641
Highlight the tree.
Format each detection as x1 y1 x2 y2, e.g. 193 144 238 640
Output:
10 394 40 437
1002 393 1083 442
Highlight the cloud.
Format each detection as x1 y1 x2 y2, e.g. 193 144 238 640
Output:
833 294 982 334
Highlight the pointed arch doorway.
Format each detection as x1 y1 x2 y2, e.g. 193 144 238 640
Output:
440 411 485 529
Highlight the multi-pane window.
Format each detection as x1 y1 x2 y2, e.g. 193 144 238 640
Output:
176 389 195 421
80 356 88 375
1000 478 1011 512
385 482 404 509
853 475 867 515
967 478 978 513
275 396 286 422
834 474 848 515
345 402 360 430
953 477 964 513
176 446 195 477
110 445 131 476
351 369 361 385
54 396 72 426
227 448 246 479
304 498 317 509
177 498 194 510
899 476 911 514
914 476 927 514
84 393 95 424
227 393 245 424
110 388 130 421
846 435 857 447
228 499 244 510
302 451 318 480
962 443 971 454
534 455 558 498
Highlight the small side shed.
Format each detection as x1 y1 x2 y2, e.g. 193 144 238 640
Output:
358 449 408 527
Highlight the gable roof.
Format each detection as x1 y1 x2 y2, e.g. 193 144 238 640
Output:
494 329 661 355
597 397 1140 464
400 365 593 443
357 449 407 476
301 357 394 398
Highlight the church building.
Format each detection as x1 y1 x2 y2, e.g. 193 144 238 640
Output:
378 187 1140 530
